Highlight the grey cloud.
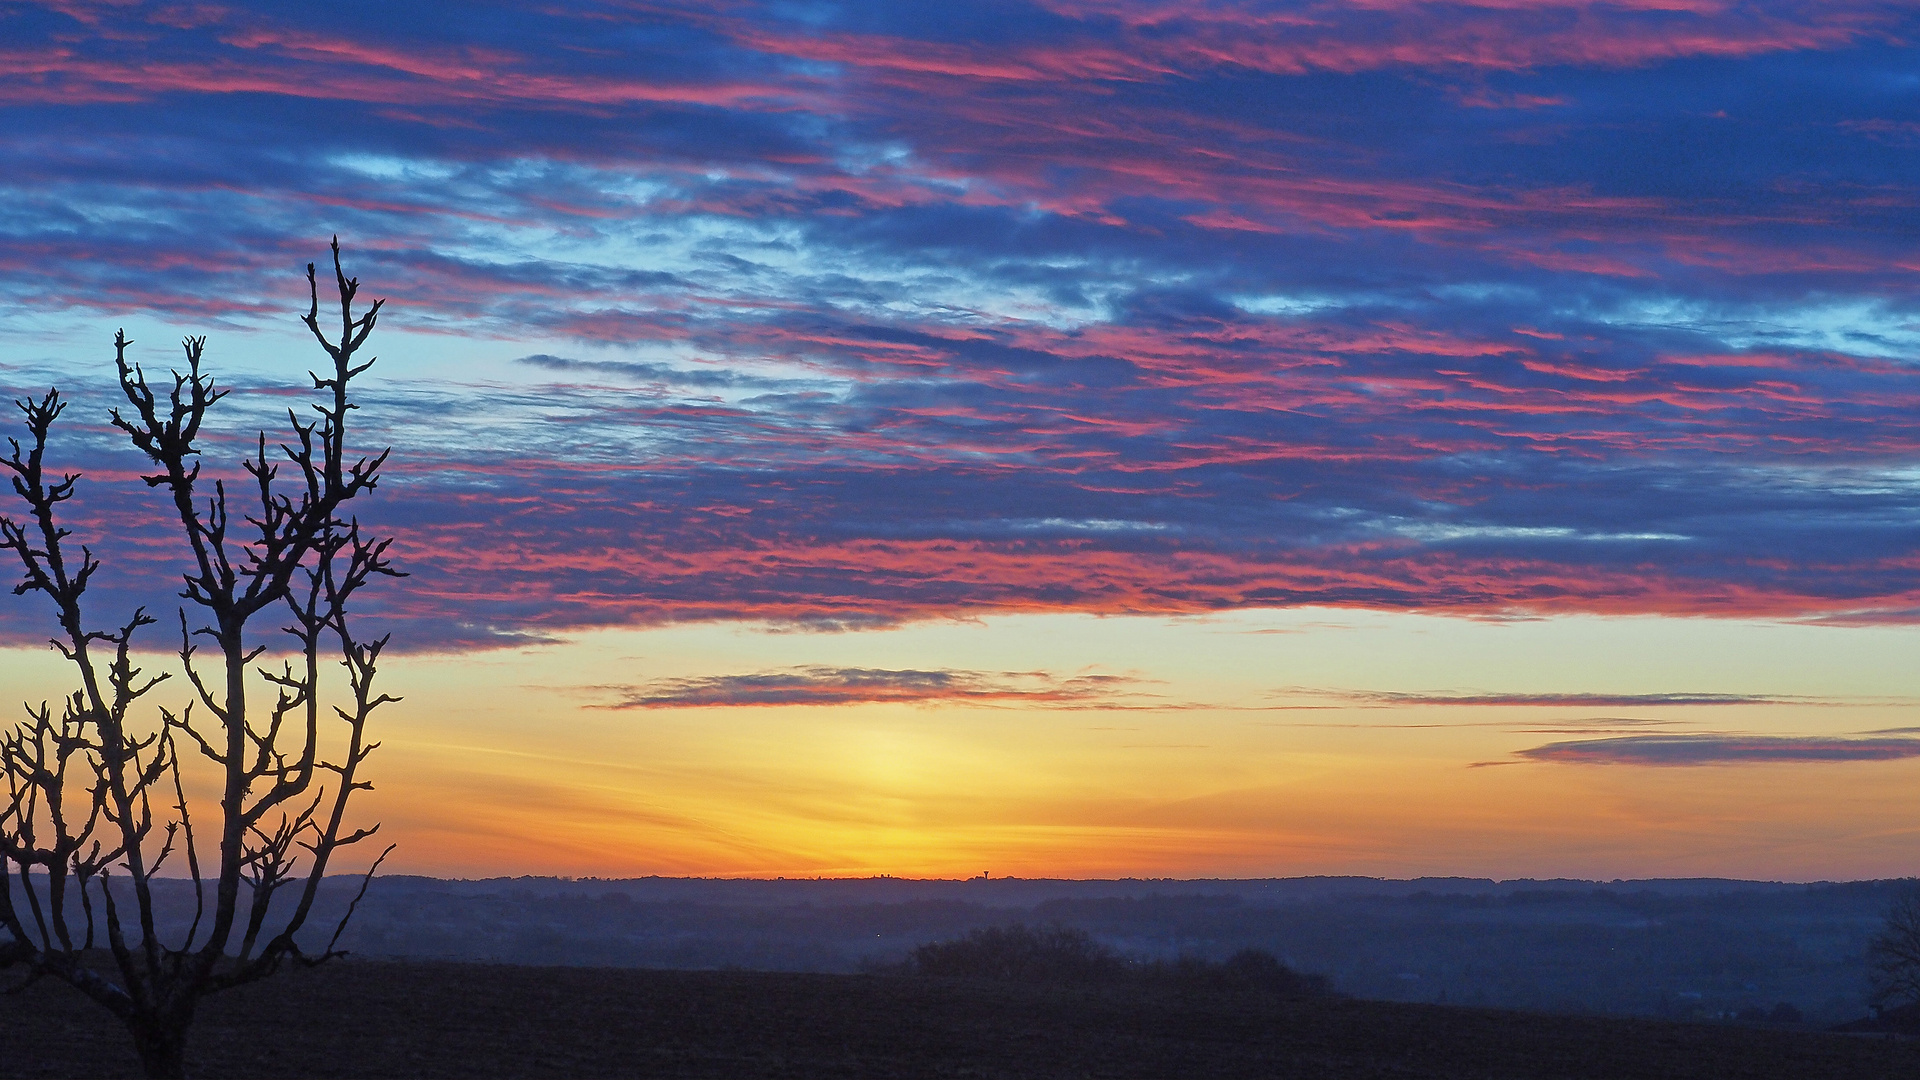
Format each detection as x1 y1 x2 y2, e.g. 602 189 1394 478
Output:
513 354 811 392
1514 734 1920 766
1340 692 1806 708
594 666 1150 709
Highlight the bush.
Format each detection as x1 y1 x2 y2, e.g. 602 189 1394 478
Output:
908 924 1129 983
1870 885 1920 1012
1144 948 1332 996
902 924 1330 996
1733 1002 1802 1026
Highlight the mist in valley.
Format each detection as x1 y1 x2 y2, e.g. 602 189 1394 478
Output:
32 874 1891 1027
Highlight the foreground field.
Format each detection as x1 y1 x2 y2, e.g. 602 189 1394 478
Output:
6 960 1918 1079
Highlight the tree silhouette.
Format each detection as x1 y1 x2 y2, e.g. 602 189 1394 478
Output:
1869 885 1920 1014
908 923 1130 983
0 240 399 1079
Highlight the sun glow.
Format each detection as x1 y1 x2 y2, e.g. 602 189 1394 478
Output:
3 609 1895 880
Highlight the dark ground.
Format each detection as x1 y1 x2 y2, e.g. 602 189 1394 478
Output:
6 960 1920 1079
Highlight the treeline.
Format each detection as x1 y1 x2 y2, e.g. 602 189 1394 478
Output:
889 923 1333 996
30 875 1895 1024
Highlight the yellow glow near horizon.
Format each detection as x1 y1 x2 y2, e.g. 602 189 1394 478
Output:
4 608 1919 881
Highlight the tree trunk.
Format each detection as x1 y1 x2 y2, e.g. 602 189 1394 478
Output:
131 1018 189 1080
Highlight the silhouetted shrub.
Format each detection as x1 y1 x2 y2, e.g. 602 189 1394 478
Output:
903 925 1331 996
1734 1001 1802 1026
1870 884 1920 1011
1144 948 1331 996
908 924 1130 983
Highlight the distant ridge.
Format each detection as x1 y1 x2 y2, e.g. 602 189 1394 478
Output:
359 873 1849 905
19 873 1895 1025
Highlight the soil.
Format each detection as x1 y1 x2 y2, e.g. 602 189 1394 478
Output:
6 960 1919 1079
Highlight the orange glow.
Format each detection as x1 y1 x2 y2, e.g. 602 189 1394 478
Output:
211 610 1920 880
6 609 1919 881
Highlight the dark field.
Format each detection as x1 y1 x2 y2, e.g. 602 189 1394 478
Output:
7 960 1920 1080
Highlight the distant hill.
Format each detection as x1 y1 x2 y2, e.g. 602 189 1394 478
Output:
8 873 1903 1026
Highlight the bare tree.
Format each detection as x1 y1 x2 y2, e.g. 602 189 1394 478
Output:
0 239 400 1079
1869 884 1920 1014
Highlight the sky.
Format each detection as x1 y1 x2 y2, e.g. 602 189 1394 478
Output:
3 0 1920 880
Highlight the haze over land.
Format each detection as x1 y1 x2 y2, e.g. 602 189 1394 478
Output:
3 1 1920 882
47 873 1888 1028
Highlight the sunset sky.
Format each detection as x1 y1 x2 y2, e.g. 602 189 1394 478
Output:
4 0 1920 881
